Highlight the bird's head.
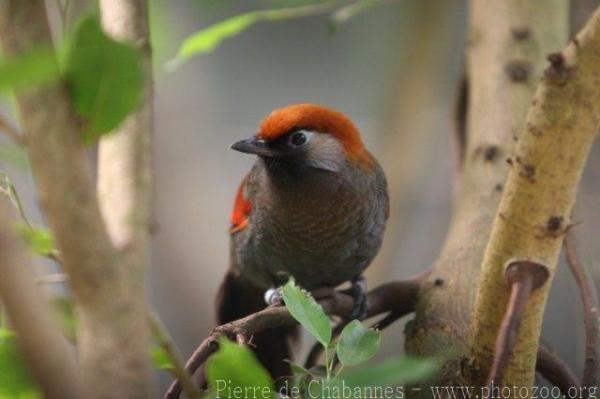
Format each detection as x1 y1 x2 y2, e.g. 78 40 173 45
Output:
231 104 372 173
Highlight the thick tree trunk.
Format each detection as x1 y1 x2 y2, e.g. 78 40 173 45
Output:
405 0 568 390
0 1 153 397
470 6 600 388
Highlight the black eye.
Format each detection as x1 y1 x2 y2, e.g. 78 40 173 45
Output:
290 131 307 146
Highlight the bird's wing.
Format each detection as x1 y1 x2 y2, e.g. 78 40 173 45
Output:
229 174 252 234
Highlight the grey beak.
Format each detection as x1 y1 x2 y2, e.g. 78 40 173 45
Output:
230 138 278 157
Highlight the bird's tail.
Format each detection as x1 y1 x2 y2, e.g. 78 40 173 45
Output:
215 270 297 383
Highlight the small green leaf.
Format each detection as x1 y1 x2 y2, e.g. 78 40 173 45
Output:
0 328 41 398
336 356 437 387
282 278 331 347
15 224 56 257
65 15 144 142
206 338 273 399
151 346 173 370
336 320 380 366
0 48 59 94
169 2 336 65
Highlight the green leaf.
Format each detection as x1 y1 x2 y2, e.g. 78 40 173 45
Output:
15 224 57 257
150 345 173 370
169 2 336 65
65 15 144 142
50 297 77 343
170 11 262 67
0 328 41 398
282 278 331 347
0 48 59 94
336 356 437 387
336 320 380 366
206 338 273 399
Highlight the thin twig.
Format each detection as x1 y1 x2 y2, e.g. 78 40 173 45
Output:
486 271 535 386
0 115 24 145
536 345 580 393
564 232 599 389
165 278 423 399
148 310 202 399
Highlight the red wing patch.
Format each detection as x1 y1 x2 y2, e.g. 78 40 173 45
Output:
230 176 252 234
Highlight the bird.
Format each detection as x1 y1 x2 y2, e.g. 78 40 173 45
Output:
216 103 389 381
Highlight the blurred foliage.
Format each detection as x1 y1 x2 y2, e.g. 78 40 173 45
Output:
169 0 396 66
65 15 144 142
15 224 57 258
0 49 59 94
206 338 274 399
150 345 174 370
0 328 40 399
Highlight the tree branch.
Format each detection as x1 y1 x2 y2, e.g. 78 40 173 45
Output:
536 345 581 393
469 4 600 387
93 0 155 395
564 232 599 389
165 278 423 399
0 196 83 399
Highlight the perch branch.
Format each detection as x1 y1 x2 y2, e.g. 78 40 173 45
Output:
536 345 580 393
564 233 599 389
165 278 423 399
469 4 600 387
0 197 83 398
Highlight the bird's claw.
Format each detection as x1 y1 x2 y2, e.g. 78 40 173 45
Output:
348 275 369 320
264 286 284 306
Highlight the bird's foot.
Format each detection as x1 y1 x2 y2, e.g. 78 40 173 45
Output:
264 286 284 306
348 275 369 320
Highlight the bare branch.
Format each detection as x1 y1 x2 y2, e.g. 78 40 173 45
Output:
0 197 83 399
564 232 600 389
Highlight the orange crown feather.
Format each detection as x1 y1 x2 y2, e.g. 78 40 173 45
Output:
257 104 372 169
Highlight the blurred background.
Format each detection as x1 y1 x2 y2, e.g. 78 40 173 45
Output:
0 0 599 395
